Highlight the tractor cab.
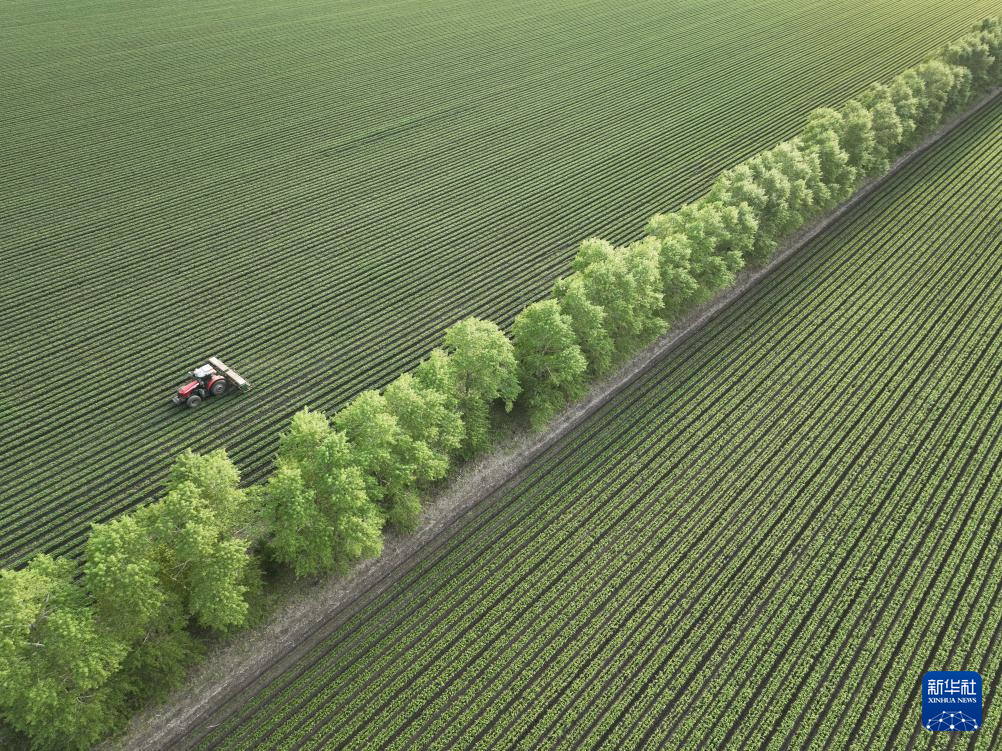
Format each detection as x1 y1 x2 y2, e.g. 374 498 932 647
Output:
171 357 250 409
191 363 217 382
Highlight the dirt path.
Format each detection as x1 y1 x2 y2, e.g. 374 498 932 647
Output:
111 88 1000 751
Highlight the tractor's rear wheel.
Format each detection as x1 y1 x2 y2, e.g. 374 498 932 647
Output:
186 394 203 409
210 380 227 397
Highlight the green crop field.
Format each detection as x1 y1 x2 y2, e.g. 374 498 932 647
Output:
3 0 999 567
182 97 1002 750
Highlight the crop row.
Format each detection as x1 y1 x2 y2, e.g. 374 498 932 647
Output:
336 170 1002 751
4 0 995 566
507 186 1002 751
188 94 1002 750
187 117 979 747
385 169 1002 751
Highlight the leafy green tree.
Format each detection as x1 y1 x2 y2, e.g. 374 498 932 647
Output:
335 389 448 530
139 482 253 632
413 349 456 399
803 103 868 190
512 300 588 429
167 449 252 534
838 100 876 174
0 555 128 751
802 106 844 142
941 34 994 90
569 237 665 360
802 129 855 207
976 17 1002 84
259 464 381 577
258 467 330 576
902 66 948 138
84 511 206 714
439 317 521 456
114 627 200 709
84 450 257 642
654 232 700 322
752 142 826 257
887 73 920 147
89 450 260 634
859 84 904 173
719 200 759 262
166 450 261 628
647 202 746 297
945 63 974 113
709 165 785 268
260 409 383 576
84 514 174 643
612 235 668 347
384 372 465 464
913 60 971 125
552 273 615 377
708 163 768 221
335 392 417 530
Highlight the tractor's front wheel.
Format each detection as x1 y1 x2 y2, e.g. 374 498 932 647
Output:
210 380 227 397
186 394 203 409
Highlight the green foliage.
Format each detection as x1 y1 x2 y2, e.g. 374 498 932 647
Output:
802 105 863 198
84 514 171 643
259 467 329 575
552 273 616 377
260 466 381 577
114 627 201 709
167 449 252 534
653 232 700 322
440 317 521 456
887 74 921 147
976 17 1002 84
0 556 127 751
838 100 876 174
89 450 260 634
941 34 994 90
412 349 456 399
335 390 447 530
647 202 746 295
141 482 252 632
384 372 465 463
82 456 242 723
512 300 588 429
859 84 904 173
738 142 827 260
912 60 969 128
262 408 384 575
802 129 855 208
567 237 666 361
944 63 974 114
705 164 765 253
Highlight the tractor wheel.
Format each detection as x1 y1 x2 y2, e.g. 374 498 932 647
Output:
186 394 203 409
210 380 227 397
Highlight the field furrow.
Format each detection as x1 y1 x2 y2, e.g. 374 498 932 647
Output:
184 79 1002 751
4 0 998 565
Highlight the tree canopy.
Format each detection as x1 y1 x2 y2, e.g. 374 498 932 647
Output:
513 300 588 429
0 556 127 750
260 409 383 576
440 317 521 456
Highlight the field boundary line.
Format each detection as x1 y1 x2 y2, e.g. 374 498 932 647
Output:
111 86 1001 751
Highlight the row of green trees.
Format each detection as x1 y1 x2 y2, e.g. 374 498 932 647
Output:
2 18 1000 750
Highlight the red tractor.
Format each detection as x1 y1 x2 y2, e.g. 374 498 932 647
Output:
171 357 249 408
